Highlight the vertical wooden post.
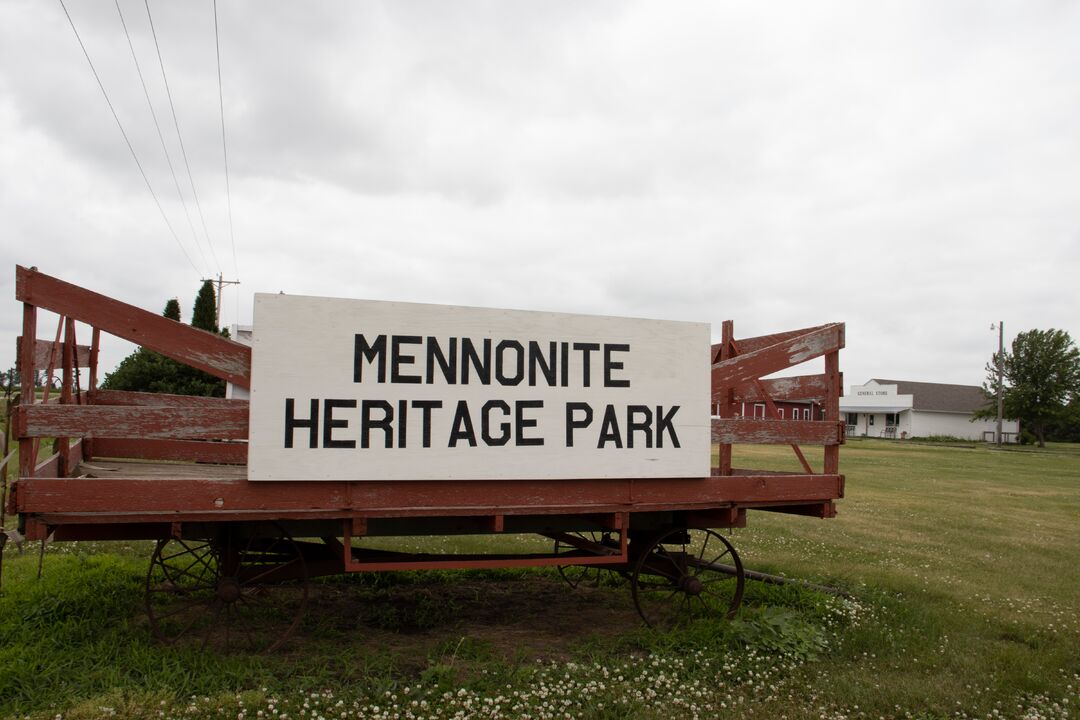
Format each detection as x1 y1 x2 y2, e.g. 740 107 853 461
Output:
824 348 841 475
19 303 36 478
718 320 734 476
59 318 76 477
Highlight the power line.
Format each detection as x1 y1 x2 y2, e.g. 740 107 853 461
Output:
213 0 239 278
143 0 222 275
114 0 210 276
57 0 202 277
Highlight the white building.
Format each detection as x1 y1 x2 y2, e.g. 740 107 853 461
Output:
840 379 1020 442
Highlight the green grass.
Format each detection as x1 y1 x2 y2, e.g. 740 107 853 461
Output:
1 441 1078 719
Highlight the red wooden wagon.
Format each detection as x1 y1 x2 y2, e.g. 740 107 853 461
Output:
6 265 844 651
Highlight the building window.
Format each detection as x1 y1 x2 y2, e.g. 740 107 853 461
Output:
753 403 766 419
886 413 899 427
778 408 784 419
869 415 875 426
803 408 811 420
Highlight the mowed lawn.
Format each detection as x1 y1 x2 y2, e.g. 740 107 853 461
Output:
0 440 1077 719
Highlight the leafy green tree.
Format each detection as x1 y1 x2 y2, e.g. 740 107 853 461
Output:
101 292 226 397
978 328 1080 447
192 281 217 332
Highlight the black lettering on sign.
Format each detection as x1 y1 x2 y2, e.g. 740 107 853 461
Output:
284 398 319 449
528 341 557 387
573 342 600 387
656 405 681 448
353 334 387 383
323 399 356 449
481 399 511 446
412 399 442 448
495 340 524 386
626 405 652 449
515 400 544 446
461 338 491 385
361 400 393 449
426 337 457 384
597 404 623 448
449 399 477 447
604 344 630 388
391 336 422 384
565 402 593 447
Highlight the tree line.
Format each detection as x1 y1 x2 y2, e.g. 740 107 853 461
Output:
978 328 1080 447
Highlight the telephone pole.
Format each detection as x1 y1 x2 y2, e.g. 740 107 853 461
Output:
202 273 240 330
992 321 1004 447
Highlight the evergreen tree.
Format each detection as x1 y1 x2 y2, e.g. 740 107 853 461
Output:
101 291 226 397
163 297 181 321
192 281 218 332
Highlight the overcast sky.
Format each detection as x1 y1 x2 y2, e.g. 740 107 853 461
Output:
2 0 1078 390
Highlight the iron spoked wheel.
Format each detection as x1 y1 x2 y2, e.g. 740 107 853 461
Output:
145 522 309 654
554 531 624 589
631 528 744 629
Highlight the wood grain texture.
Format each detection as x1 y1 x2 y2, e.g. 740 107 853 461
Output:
15 473 843 516
16 404 248 440
90 437 248 464
711 418 842 445
88 389 248 409
727 373 831 403
711 323 844 389
17 337 91 369
16 266 251 387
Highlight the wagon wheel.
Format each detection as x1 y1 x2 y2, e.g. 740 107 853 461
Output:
631 528 744 628
145 522 308 653
554 531 625 589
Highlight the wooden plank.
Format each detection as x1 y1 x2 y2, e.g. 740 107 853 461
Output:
16 266 251 387
15 404 248 440
19 303 37 477
711 323 844 390
710 323 832 358
711 418 842 445
17 337 92 369
15 474 843 515
728 373 830 403
90 437 248 464
88 389 248 409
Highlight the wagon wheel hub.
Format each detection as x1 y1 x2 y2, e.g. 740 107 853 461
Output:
679 575 704 596
216 576 242 604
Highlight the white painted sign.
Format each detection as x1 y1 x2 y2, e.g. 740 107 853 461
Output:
247 294 710 481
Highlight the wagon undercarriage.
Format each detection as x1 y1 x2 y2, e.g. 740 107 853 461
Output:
6 265 845 651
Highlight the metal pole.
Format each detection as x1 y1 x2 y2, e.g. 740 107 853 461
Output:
996 321 1004 447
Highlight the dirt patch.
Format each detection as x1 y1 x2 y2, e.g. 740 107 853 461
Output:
296 574 641 663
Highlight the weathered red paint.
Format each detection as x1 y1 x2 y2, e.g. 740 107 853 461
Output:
10 267 846 573
15 265 251 387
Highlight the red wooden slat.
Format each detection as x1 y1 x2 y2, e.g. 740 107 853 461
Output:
711 418 842 445
16 404 248 440
711 323 844 390
88 389 248 409
17 337 92 369
728 373 830 403
730 323 834 355
15 266 251 387
90 438 248 464
16 474 844 515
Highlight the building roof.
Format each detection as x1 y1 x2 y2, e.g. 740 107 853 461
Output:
869 379 992 414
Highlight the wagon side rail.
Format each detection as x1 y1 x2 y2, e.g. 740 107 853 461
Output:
10 265 252 490
710 320 845 496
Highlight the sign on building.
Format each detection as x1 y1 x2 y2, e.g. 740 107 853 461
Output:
247 294 710 481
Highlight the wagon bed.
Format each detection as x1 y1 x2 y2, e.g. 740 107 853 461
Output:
6 265 845 649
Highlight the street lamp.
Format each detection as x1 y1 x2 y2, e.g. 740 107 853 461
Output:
990 322 1004 446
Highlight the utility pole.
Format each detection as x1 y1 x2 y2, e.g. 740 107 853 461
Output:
992 321 1004 447
202 273 240 330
